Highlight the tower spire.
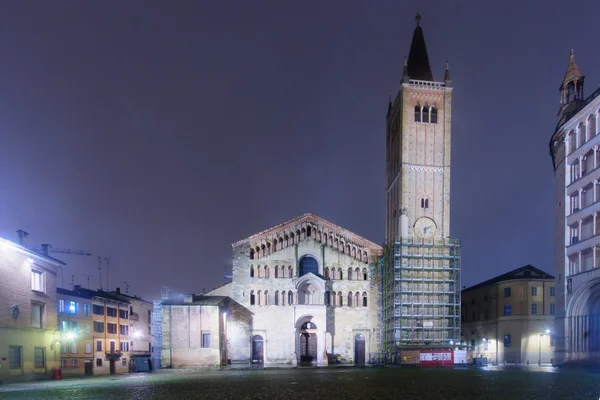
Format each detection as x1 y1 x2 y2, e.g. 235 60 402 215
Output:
405 13 433 81
444 61 452 87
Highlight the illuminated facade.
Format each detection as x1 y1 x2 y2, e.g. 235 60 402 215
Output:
382 14 461 361
56 286 153 375
461 265 555 365
0 237 62 382
549 50 600 365
228 213 382 366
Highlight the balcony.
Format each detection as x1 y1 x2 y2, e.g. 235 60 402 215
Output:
130 312 139 321
105 350 122 360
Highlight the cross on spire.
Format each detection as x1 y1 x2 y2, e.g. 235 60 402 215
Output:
415 13 421 26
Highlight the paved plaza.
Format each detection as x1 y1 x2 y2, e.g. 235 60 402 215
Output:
1 366 600 399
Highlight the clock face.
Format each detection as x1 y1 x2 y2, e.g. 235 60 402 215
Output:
414 217 437 239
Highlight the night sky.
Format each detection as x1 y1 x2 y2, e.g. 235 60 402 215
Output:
1 1 599 300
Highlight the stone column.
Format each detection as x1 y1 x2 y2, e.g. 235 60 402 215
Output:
578 251 583 274
594 246 597 270
595 181 599 203
321 244 326 276
317 330 326 366
579 188 583 209
595 213 598 236
579 156 584 178
595 146 599 170
579 219 583 241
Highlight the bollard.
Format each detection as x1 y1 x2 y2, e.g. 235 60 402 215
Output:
53 368 62 380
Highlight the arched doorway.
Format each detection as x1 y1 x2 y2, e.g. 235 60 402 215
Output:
354 334 366 366
300 322 318 365
251 335 264 364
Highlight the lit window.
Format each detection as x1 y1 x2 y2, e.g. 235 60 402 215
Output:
58 300 65 313
83 304 91 317
85 343 92 354
31 270 43 292
504 334 512 348
504 304 511 316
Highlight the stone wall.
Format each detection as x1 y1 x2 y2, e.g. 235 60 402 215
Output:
161 304 222 368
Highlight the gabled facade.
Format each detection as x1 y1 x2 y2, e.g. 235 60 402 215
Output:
230 213 383 366
461 265 555 365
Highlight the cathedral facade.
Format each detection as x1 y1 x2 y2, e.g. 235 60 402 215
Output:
227 213 382 366
159 15 460 368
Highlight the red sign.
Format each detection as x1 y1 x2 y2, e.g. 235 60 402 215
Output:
419 350 454 367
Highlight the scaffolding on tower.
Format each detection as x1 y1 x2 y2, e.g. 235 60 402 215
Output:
381 236 461 364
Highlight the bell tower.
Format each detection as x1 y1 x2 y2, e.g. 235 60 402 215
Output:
385 14 453 244
557 49 586 128
382 14 461 360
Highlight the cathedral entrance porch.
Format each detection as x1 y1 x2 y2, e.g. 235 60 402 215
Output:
295 316 325 367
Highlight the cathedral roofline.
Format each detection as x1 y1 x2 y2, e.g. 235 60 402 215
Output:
231 213 382 250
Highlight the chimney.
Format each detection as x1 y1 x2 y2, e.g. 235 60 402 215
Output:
41 244 51 256
116 287 121 294
16 230 29 246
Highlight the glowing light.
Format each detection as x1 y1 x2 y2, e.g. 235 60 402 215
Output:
483 337 488 342
133 331 142 339
66 332 76 340
69 305 75 312
545 329 551 334
27 258 34 264
450 340 454 345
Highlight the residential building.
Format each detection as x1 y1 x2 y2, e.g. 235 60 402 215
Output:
57 286 132 375
57 287 94 376
382 14 461 363
0 236 63 382
461 265 555 365
549 50 600 365
109 288 153 371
